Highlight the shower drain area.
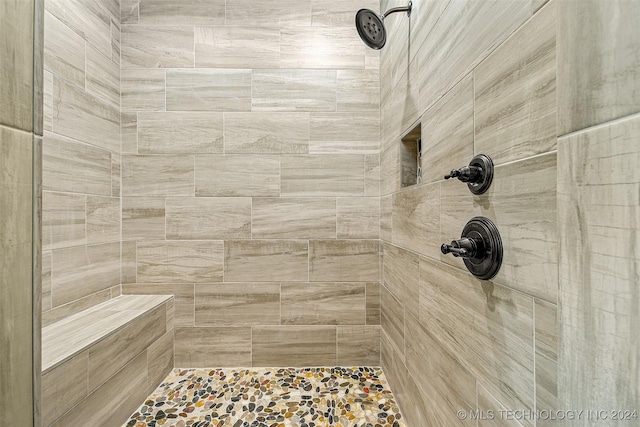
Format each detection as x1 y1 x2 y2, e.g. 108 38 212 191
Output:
124 367 405 427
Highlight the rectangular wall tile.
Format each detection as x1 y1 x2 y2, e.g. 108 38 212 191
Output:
224 112 309 154
121 25 194 68
475 1 556 165
121 68 165 111
43 251 52 311
337 325 380 366
166 69 251 112
44 11 85 88
311 0 379 27
382 243 419 320
366 282 380 325
121 112 137 154
365 154 381 197
252 198 336 239
121 0 138 24
309 240 380 282
138 112 224 154
477 385 520 427
309 112 379 154
281 283 366 325
392 182 441 259
380 195 392 242
195 155 280 197
86 44 120 107
138 0 225 25
174 327 251 367
42 351 88 427
165 197 251 240
42 192 86 251
281 155 364 196
225 240 308 282
195 27 280 69
44 71 53 131
122 155 194 196
195 283 280 326
137 241 223 283
226 0 311 26
121 241 137 284
336 197 379 239
280 27 365 69
337 70 380 112
252 69 337 112
86 196 120 244
146 330 174 394
380 285 404 359
535 299 557 419
123 283 195 327
252 326 336 367
111 155 121 197
122 197 165 240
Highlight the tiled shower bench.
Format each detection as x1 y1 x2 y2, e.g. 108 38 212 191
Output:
41 295 175 427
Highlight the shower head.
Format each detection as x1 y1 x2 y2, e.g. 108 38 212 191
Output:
355 1 412 50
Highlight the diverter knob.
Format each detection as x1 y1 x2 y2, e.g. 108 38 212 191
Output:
444 154 494 195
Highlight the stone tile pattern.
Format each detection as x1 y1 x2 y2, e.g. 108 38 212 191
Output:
379 1 560 426
119 0 382 370
124 367 405 427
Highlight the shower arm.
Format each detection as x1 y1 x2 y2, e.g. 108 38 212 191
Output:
382 1 412 19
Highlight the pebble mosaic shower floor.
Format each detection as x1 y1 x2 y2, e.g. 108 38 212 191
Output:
123 367 405 427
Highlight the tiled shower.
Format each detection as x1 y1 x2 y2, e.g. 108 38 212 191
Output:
1 0 639 426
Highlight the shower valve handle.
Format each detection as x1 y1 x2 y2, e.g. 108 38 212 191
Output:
443 154 495 195
440 237 478 259
444 165 483 183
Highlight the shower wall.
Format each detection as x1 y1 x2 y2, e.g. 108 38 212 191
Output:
42 0 122 325
119 0 382 367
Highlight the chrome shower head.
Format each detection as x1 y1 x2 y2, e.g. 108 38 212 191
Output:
355 1 412 50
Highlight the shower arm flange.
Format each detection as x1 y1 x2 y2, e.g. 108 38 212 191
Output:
382 1 412 19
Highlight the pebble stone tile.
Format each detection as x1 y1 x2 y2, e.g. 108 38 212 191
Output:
123 367 406 427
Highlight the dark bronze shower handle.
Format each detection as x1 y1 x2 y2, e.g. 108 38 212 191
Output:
443 154 494 195
440 237 478 258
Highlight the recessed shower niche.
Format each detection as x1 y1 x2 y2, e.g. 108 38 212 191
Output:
400 123 422 188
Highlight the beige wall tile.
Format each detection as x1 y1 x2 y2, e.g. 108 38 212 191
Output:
311 0 379 27
122 197 165 240
42 192 86 251
166 69 252 112
86 196 120 245
380 195 392 242
382 243 419 320
121 25 194 68
380 144 400 196
146 330 174 395
224 112 309 154
44 11 85 89
337 197 379 239
123 283 195 327
337 325 380 366
195 283 280 326
86 44 120 107
43 290 111 328
111 155 120 197
138 0 225 25
121 112 137 154
309 112 380 154
43 251 52 311
477 384 521 427
252 326 336 367
535 299 557 419
225 240 308 282
281 283 366 325
392 182 441 259
281 155 364 196
121 0 138 24
280 27 365 69
337 70 380 112
381 58 420 149
51 242 120 306
408 0 449 62
366 282 380 325
138 112 224 154
252 198 336 239
44 71 53 132
226 0 311 26
309 240 379 282
110 19 120 66
121 68 165 111
137 241 223 283
122 155 194 196
195 27 280 69
475 2 556 165
364 154 381 197
380 285 404 359
252 69 337 112
174 327 251 367
195 155 280 197
42 351 88 427
421 74 473 185
166 197 251 240
121 241 137 284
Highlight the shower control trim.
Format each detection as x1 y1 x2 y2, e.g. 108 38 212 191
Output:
441 216 503 280
444 154 494 195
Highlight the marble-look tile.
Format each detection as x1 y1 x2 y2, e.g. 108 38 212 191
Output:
421 74 473 185
280 27 365 69
146 330 174 395
140 110 223 152
309 112 380 154
122 197 165 240
380 195 392 242
53 79 120 153
224 112 309 154
225 240 309 282
382 243 419 320
381 59 421 149
86 44 120 107
392 182 441 260
137 241 223 283
336 197 379 239
380 285 404 359
475 1 556 165
440 152 557 302
408 0 449 62
557 0 640 135
121 68 166 111
420 257 535 422
337 326 380 366
226 0 311 26
380 144 400 196
43 133 112 196
165 197 251 240
166 69 251 112
195 27 280 69
281 155 364 196
195 283 280 327
366 282 381 325
535 299 557 420
252 198 336 239
281 283 366 325
122 155 194 196
123 283 195 327
86 196 120 245
121 0 139 24
252 326 337 367
121 25 194 68
337 70 380 112
195 155 280 197
379 0 411 109
42 192 85 251
174 327 251 367
43 290 111 328
533 0 550 13
365 154 381 197
252 69 337 112
42 251 52 311
311 0 379 27
139 0 225 25
42 351 88 427
309 240 380 282
111 155 120 197
558 114 640 417
110 18 120 66
418 0 531 113
121 241 137 284
51 242 120 306
477 385 522 427
43 71 53 132
121 112 138 154
44 11 85 89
